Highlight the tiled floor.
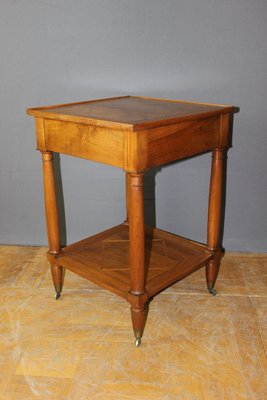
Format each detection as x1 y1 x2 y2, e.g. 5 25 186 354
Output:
0 246 266 399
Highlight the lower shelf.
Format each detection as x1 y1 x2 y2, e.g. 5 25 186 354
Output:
50 224 213 298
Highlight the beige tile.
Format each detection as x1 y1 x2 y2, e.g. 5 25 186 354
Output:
1 375 72 400
40 268 102 291
250 297 267 353
166 253 267 297
0 247 266 399
216 253 267 297
0 246 49 289
62 294 267 399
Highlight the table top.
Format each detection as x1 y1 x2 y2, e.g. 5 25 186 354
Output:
27 96 237 131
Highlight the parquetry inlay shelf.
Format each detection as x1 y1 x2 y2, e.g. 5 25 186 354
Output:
48 224 213 298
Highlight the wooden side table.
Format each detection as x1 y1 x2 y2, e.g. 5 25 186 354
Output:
27 96 238 346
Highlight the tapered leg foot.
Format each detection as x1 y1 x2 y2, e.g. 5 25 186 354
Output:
206 254 221 296
130 299 148 347
50 265 63 299
55 285 61 299
131 307 146 346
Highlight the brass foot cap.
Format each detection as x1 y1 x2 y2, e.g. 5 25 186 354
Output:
55 292 61 300
208 287 217 296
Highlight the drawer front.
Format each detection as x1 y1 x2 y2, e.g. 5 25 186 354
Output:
147 116 221 167
44 119 125 168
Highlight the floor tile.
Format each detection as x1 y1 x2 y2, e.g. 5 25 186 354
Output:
166 253 267 297
250 297 267 353
0 247 266 399
0 246 48 289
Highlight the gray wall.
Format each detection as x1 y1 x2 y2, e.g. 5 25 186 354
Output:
0 0 266 252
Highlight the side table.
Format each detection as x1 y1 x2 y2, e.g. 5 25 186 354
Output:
27 96 238 346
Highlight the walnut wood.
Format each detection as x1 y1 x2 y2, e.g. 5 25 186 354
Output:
27 96 237 131
129 291 149 341
206 148 225 290
28 96 238 173
50 265 63 296
44 120 125 168
41 151 63 294
28 96 238 343
146 116 220 168
125 172 131 223
129 173 145 295
207 149 225 251
128 172 148 340
35 118 45 150
47 224 213 298
41 151 61 253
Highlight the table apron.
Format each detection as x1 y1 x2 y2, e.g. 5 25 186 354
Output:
146 116 221 168
41 119 125 168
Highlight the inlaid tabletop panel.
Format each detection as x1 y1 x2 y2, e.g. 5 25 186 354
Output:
27 96 237 130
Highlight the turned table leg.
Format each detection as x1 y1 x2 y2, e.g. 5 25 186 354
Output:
206 148 226 295
41 151 63 299
125 172 131 223
127 172 148 346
